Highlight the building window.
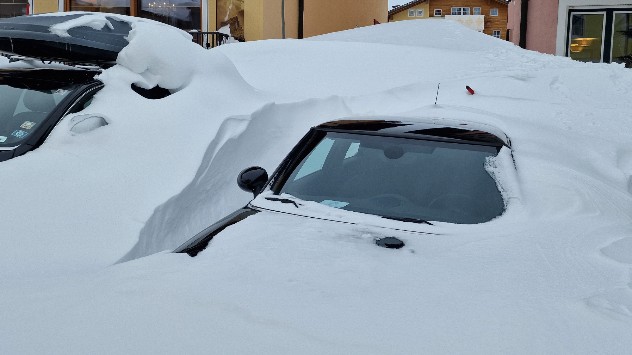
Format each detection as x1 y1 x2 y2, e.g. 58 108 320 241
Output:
66 1 202 31
451 7 470 16
216 0 244 40
473 7 481 15
612 12 632 67
417 9 424 17
69 0 131 15
492 30 501 38
568 12 605 63
567 9 632 67
434 9 442 17
140 0 201 31
0 0 28 18
490 8 499 16
409 9 416 17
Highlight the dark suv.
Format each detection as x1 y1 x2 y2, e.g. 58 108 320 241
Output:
0 13 132 162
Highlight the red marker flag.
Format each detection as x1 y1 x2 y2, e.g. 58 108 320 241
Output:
466 86 475 95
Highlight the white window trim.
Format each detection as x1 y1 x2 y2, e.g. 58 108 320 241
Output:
490 8 499 16
434 9 442 16
416 9 424 17
473 7 481 15
409 9 416 17
492 30 501 38
451 7 470 15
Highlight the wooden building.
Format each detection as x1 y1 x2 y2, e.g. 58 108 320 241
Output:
388 0 509 40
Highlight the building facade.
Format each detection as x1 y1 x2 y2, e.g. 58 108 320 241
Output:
26 0 387 41
507 0 632 67
0 0 31 18
388 0 508 40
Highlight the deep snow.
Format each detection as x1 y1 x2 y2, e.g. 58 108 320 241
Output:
1 15 632 354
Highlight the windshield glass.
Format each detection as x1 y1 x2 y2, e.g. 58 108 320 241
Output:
0 84 73 146
279 132 505 224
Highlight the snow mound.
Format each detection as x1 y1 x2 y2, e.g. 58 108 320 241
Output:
310 19 516 52
2 17 632 354
122 96 354 260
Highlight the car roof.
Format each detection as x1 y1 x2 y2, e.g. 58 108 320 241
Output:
316 118 510 148
0 68 100 90
0 13 132 65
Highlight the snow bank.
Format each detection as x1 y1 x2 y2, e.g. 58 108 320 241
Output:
1 17 632 354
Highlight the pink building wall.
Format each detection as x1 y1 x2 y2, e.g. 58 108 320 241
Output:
507 0 559 55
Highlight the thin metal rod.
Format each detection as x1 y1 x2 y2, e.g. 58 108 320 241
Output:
434 83 440 105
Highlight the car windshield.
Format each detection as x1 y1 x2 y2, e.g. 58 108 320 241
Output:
0 84 73 146
279 131 505 224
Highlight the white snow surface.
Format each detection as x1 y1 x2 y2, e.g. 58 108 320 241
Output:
1 14 632 354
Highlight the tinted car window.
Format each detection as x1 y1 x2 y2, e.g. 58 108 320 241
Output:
280 132 504 224
0 85 74 146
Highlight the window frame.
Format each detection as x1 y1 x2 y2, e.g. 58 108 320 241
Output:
434 9 442 17
417 9 424 17
492 30 501 38
566 10 607 63
473 7 482 15
409 9 416 17
610 11 632 66
65 0 203 31
490 8 499 16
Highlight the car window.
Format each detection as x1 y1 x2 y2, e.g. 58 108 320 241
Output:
280 132 505 224
293 137 334 180
0 85 73 146
12 88 71 115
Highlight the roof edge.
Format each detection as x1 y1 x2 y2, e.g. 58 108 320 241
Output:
388 0 428 16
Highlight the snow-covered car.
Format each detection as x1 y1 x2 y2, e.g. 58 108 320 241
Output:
175 118 512 255
0 68 103 161
0 13 166 162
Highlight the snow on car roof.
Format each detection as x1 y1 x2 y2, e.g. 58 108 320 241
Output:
317 117 509 147
0 12 190 65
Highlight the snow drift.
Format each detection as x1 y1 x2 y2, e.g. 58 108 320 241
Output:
1 15 632 354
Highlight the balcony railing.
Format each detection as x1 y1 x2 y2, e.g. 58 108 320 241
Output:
444 15 485 32
189 31 230 49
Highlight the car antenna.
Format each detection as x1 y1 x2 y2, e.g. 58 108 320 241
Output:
434 83 440 105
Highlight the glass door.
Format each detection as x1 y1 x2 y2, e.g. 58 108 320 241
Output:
612 12 632 68
568 12 606 63
567 8 632 66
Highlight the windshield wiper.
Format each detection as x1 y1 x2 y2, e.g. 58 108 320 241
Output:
381 215 433 225
265 197 300 208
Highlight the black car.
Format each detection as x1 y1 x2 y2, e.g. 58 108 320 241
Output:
0 68 103 161
0 13 133 162
175 118 512 256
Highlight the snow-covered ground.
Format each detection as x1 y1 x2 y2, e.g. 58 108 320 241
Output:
1 15 632 354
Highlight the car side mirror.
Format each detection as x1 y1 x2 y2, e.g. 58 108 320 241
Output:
237 166 268 197
68 113 109 134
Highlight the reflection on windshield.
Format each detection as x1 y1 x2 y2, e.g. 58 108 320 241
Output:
280 132 505 224
0 85 72 145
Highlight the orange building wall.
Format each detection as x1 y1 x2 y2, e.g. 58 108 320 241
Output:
33 0 60 14
303 0 387 38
